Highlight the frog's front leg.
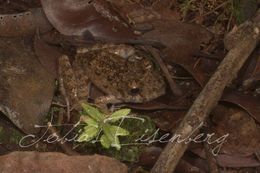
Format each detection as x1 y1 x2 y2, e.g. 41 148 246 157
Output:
94 95 123 111
95 95 123 104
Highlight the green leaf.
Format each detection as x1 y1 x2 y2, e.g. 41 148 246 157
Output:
77 126 99 142
106 109 131 122
81 103 103 122
100 134 111 149
84 117 99 128
111 136 121 150
102 125 126 150
102 124 115 143
110 126 129 136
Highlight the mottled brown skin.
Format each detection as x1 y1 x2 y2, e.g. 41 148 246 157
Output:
58 55 89 106
59 45 165 105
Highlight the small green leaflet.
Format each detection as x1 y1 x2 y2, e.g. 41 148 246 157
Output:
100 134 111 149
84 117 99 128
110 126 129 136
77 126 99 142
102 124 129 150
102 124 115 143
81 103 103 122
111 136 121 150
106 109 131 123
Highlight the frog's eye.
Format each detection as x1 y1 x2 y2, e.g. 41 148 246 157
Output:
130 88 140 95
129 81 141 95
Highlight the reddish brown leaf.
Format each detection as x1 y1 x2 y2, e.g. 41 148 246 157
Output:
211 105 260 155
139 147 162 168
108 0 180 25
221 90 260 124
142 20 213 56
142 20 214 86
40 0 139 43
216 154 260 168
191 148 260 168
34 33 63 77
0 8 52 37
0 37 55 134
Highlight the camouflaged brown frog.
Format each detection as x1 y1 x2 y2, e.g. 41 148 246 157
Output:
58 44 165 108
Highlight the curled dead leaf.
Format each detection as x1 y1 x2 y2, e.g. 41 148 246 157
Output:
0 37 55 134
40 0 139 43
0 8 52 37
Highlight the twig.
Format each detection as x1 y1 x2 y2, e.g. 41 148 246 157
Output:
255 150 260 161
146 46 183 96
190 0 232 22
203 125 219 173
47 122 79 156
59 78 71 122
226 10 234 32
171 76 193 80
51 101 67 108
151 11 260 173
204 142 219 173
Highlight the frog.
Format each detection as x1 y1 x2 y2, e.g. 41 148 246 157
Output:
58 44 165 110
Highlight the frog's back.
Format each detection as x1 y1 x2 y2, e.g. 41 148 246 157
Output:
75 49 165 103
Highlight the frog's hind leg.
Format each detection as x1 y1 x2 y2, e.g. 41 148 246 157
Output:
73 61 91 107
58 55 79 121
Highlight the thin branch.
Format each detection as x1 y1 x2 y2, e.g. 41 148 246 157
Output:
146 46 183 96
47 122 79 156
203 126 219 173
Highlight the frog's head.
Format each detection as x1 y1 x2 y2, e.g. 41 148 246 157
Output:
124 74 165 103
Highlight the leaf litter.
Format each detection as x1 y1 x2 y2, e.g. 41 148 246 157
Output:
0 0 259 172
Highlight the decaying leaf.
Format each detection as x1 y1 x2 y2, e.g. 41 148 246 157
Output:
211 105 260 155
0 8 52 37
34 34 62 76
141 20 214 87
221 90 260 124
40 0 139 43
0 37 55 134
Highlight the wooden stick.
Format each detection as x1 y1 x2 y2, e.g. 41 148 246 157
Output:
151 12 260 173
